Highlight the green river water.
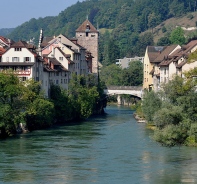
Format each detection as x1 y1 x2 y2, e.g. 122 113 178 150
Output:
0 105 197 184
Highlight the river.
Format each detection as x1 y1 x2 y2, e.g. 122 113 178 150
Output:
0 105 197 184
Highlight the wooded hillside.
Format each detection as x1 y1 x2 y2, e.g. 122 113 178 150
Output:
7 0 197 65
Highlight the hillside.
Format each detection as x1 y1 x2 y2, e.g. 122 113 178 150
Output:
145 12 197 43
0 28 14 36
5 0 197 65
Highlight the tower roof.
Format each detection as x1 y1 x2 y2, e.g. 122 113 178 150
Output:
76 19 98 33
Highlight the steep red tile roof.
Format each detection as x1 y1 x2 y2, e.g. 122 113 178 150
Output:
41 36 54 48
176 61 187 68
76 19 98 33
183 40 197 53
0 36 14 47
147 46 165 62
159 58 174 66
153 45 179 63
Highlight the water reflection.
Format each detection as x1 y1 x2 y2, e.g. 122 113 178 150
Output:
0 105 197 184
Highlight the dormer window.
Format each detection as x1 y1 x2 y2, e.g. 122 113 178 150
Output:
14 48 22 51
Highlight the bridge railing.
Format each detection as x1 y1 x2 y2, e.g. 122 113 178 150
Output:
105 86 143 90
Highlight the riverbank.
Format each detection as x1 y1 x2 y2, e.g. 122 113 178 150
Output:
133 112 146 123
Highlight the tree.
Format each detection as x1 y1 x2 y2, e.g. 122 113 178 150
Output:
25 98 54 130
50 84 72 122
148 12 159 32
141 90 162 122
68 74 99 119
157 36 171 46
121 61 143 86
0 72 25 135
169 26 186 45
100 64 122 86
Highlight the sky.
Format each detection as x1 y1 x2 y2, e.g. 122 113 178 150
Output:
0 0 84 29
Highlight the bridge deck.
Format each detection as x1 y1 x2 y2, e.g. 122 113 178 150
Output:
106 86 142 90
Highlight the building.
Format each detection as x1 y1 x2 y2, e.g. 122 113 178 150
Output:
1 40 43 83
76 19 99 74
0 19 97 97
143 40 197 91
116 56 144 69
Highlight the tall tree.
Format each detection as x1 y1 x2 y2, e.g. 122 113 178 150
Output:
169 26 186 45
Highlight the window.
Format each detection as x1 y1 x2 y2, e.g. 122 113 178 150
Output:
24 57 31 62
56 80 59 84
14 48 22 51
19 77 27 81
59 57 63 61
12 57 19 62
91 35 95 37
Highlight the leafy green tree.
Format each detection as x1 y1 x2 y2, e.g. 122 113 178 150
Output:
169 26 186 45
25 98 54 130
121 61 143 86
161 76 194 104
148 12 159 32
153 123 190 147
0 72 25 135
141 90 162 122
153 105 183 129
50 84 72 122
68 74 99 119
157 36 171 46
100 64 122 86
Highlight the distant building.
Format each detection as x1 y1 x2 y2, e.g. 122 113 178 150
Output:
116 56 144 69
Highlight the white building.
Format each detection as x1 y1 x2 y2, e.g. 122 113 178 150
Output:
1 41 43 82
116 56 144 69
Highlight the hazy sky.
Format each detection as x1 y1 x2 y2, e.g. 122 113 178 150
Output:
0 0 84 29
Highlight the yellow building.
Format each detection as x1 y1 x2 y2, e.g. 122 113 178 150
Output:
143 45 180 91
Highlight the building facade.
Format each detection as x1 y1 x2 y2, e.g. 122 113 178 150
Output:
76 19 99 74
143 40 197 91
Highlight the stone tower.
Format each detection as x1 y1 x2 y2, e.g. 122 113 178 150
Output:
76 19 99 74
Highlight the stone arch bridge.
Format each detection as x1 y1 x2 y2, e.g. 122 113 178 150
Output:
104 86 143 105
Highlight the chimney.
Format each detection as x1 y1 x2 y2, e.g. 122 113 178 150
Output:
58 37 61 43
52 46 55 58
38 29 43 49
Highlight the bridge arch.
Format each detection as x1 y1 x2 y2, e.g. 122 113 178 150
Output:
104 86 143 99
104 86 143 105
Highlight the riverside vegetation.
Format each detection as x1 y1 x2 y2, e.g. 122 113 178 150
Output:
0 72 106 138
135 67 197 147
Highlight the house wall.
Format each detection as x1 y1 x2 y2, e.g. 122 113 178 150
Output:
168 61 177 80
42 71 50 97
143 49 153 90
182 61 197 75
2 48 36 80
